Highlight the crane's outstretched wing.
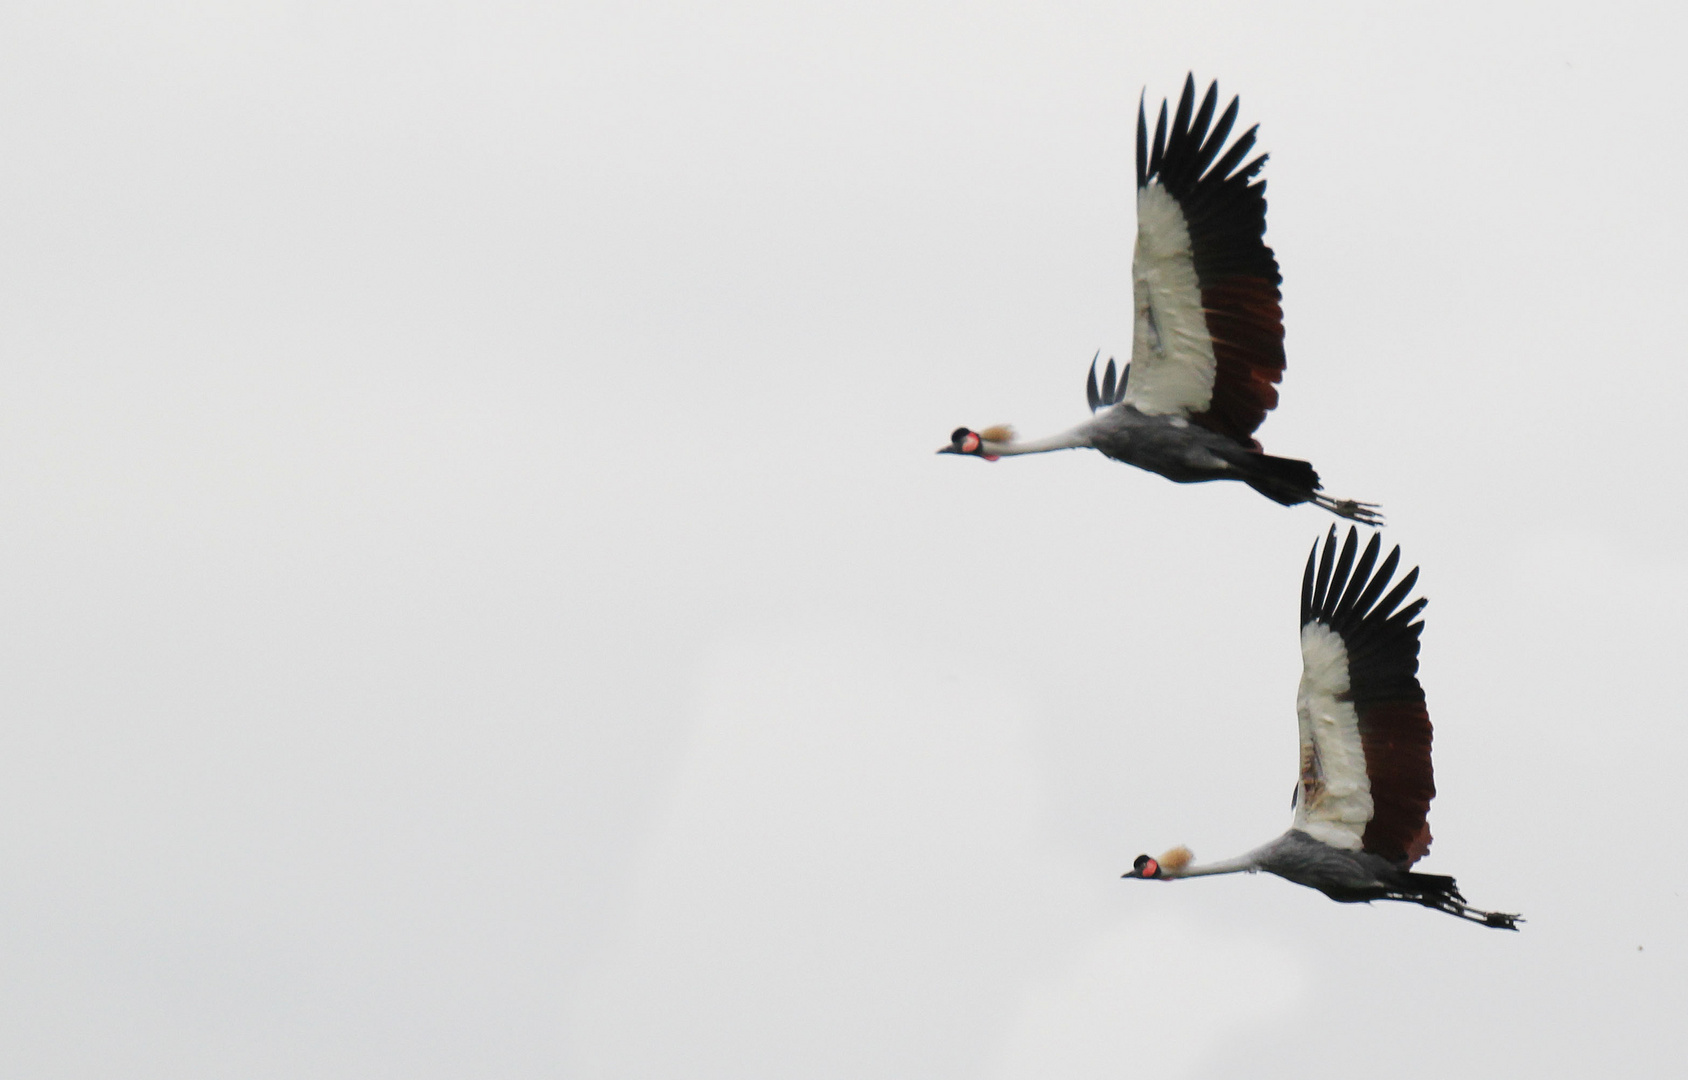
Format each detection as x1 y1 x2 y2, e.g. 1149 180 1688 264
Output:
1124 76 1285 449
1292 527 1435 866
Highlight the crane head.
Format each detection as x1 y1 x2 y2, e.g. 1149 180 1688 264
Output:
1122 846 1193 880
1123 854 1166 880
936 425 1012 462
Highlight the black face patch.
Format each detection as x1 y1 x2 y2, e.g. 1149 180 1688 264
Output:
950 427 971 448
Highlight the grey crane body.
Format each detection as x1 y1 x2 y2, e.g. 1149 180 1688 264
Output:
1088 406 1235 481
1086 405 1311 496
1254 829 1408 900
1140 829 1520 930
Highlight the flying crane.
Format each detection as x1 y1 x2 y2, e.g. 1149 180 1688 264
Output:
1122 527 1520 929
939 76 1378 523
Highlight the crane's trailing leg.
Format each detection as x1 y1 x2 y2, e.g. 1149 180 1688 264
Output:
1313 494 1384 525
1402 895 1523 930
1388 872 1522 930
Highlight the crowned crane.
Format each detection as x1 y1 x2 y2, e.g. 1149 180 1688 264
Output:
1121 527 1519 928
938 76 1379 524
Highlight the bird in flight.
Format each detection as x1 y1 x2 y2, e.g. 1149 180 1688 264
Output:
1121 526 1520 929
939 76 1379 524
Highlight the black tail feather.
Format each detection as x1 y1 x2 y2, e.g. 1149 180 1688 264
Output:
1242 452 1321 506
1402 871 1465 906
1243 452 1383 523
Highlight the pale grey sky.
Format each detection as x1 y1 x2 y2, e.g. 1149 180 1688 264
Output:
1 2 1683 1077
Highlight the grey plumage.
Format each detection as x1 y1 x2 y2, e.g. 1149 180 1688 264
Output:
1085 405 1307 491
1253 831 1519 930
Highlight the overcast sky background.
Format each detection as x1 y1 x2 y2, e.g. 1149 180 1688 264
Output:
2 2 1684 1077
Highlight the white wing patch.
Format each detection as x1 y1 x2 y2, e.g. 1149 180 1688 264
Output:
1124 183 1218 418
1292 622 1373 851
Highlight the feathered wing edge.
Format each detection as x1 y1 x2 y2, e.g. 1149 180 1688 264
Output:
1301 526 1435 866
1137 75 1285 448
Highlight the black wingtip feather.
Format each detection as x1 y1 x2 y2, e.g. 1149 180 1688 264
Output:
1135 91 1148 189
1333 533 1383 625
1301 542 1318 626
1327 527 1360 615
1192 96 1240 178
1311 525 1339 616
1384 597 1429 632
1372 566 1421 624
1349 546 1402 621
1149 100 1167 179
1206 125 1258 183
1170 80 1218 188
1190 81 1218 148
1171 74 1195 145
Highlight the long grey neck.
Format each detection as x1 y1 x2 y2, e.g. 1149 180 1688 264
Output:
1172 849 1265 878
987 425 1094 456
